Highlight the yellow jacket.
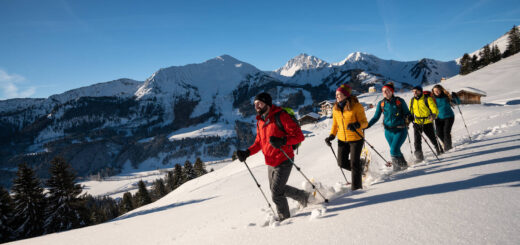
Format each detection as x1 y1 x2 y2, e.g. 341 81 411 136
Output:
409 95 438 124
330 102 368 142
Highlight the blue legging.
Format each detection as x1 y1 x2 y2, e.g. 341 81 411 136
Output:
384 129 408 157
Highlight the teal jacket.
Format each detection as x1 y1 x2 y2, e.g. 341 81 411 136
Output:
435 96 460 119
368 96 411 130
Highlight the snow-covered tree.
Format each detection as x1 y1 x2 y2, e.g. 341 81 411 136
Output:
193 157 208 177
135 180 151 207
44 156 87 233
0 186 14 243
11 163 46 239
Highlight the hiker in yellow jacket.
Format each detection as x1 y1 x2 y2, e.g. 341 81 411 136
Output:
324 84 368 190
409 86 443 162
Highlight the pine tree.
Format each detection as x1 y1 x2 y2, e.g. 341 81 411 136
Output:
193 157 208 177
11 163 46 239
135 180 151 207
152 179 167 200
471 54 479 71
182 160 196 183
479 44 492 66
505 25 520 57
172 164 183 188
120 192 134 214
84 195 119 225
0 186 14 243
459 53 471 75
44 156 87 233
165 170 175 191
491 45 502 63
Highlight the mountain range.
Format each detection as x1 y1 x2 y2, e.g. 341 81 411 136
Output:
0 51 460 187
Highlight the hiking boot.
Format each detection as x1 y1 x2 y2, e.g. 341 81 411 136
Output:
397 156 408 170
444 142 452 151
414 151 424 163
392 157 402 171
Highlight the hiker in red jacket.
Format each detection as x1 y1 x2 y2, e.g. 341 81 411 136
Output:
236 92 310 221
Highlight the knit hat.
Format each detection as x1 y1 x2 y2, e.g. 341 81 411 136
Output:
254 92 272 106
382 83 395 93
336 84 352 97
412 85 423 93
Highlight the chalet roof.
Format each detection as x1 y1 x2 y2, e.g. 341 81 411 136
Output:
457 87 487 97
299 112 320 119
319 100 335 105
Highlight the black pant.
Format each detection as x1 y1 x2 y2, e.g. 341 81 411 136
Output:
268 160 307 219
337 139 364 190
435 117 455 150
413 123 441 154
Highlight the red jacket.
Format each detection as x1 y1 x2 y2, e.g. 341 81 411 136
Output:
248 105 305 167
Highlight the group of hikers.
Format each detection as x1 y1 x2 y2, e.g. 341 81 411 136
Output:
235 82 461 221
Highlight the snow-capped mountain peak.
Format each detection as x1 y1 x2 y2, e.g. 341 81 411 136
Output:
275 53 329 77
334 52 380 66
135 54 260 99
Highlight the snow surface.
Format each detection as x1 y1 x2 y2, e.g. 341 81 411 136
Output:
10 53 520 245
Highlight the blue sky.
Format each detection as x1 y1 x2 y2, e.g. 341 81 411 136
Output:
1 0 519 99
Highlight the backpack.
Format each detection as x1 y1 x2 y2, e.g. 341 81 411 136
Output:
274 107 301 151
380 97 404 118
410 91 435 115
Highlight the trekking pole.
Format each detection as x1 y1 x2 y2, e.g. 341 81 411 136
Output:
278 149 329 203
418 124 441 162
328 144 350 185
432 120 444 152
242 160 276 215
352 129 392 167
406 127 414 156
455 103 472 141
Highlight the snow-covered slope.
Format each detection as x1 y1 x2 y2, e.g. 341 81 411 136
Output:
14 54 520 245
49 78 142 103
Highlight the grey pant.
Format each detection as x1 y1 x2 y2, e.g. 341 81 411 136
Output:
268 160 307 219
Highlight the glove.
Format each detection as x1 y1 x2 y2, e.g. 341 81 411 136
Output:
325 134 335 147
347 122 361 132
451 92 459 99
269 136 287 149
407 114 414 124
236 149 250 162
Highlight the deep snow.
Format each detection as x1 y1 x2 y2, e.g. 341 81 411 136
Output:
10 53 520 245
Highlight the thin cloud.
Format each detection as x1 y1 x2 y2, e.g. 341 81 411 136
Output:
377 0 398 58
0 69 36 100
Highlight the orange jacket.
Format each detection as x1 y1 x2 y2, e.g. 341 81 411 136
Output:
330 102 368 142
248 105 305 167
